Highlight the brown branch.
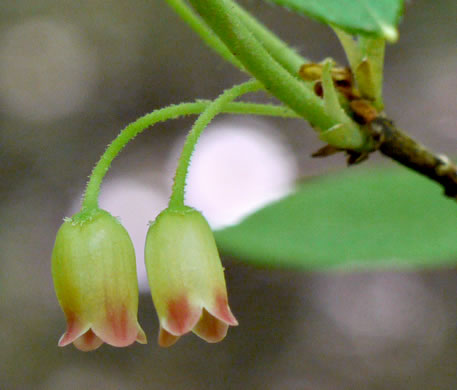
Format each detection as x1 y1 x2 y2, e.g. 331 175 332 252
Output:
368 117 457 199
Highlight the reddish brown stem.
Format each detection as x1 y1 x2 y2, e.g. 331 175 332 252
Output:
369 118 457 199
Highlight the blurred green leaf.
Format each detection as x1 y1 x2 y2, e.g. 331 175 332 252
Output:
215 165 457 270
264 0 404 41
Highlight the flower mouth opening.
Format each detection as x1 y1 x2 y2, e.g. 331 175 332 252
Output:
58 307 147 351
157 293 238 347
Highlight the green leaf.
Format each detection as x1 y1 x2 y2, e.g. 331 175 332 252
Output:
265 0 404 41
215 166 457 270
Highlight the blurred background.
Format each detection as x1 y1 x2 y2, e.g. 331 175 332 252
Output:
1 0 456 389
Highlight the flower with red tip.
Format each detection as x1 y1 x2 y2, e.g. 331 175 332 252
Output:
51 209 146 351
144 207 238 347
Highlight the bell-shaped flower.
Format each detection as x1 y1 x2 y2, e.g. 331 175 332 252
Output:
51 209 146 351
144 207 238 347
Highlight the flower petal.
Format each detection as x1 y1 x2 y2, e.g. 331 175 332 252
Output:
136 327 148 344
158 327 181 347
193 309 229 343
73 329 104 352
58 314 90 347
162 295 202 336
207 292 238 326
92 304 146 347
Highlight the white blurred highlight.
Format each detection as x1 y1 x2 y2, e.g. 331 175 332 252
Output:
167 118 298 229
0 17 98 121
